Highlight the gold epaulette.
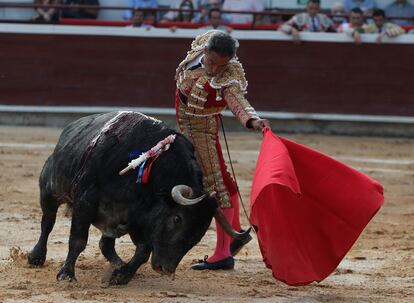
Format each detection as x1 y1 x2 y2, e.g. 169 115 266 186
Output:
210 60 248 93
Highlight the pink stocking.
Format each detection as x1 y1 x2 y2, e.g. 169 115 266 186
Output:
207 207 234 263
230 193 241 232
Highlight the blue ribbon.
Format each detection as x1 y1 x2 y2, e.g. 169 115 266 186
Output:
136 159 147 183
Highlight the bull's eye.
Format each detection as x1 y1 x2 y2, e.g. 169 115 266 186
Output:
173 215 182 225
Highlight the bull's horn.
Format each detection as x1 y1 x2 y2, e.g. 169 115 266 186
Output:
214 208 252 240
171 185 206 206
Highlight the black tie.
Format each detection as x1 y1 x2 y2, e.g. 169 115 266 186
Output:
312 18 317 32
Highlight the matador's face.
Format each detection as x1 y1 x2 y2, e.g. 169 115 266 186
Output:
203 48 231 77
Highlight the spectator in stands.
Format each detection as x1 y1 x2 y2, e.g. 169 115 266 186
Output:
162 0 197 22
123 0 158 21
337 7 366 44
126 8 153 29
179 0 196 21
221 0 264 24
385 0 414 26
365 9 405 42
331 2 346 29
34 0 61 23
193 0 222 23
280 0 335 42
61 0 99 19
344 0 375 16
199 7 232 32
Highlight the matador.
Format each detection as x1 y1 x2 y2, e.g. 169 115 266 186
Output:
175 30 270 270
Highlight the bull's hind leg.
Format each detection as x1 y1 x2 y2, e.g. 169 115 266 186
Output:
28 190 59 266
57 187 98 282
99 236 125 268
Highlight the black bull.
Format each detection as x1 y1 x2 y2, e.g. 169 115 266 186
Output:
27 111 249 285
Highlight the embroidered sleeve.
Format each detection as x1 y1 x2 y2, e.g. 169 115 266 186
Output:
224 85 259 128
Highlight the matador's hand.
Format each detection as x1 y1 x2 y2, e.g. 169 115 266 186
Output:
251 118 271 132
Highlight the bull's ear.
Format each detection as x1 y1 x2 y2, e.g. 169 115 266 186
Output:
209 191 217 198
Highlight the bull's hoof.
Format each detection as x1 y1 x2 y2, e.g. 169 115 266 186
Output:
109 267 133 285
28 247 46 266
28 252 46 266
56 267 77 282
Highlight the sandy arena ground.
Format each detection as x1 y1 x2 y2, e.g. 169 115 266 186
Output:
0 125 413 303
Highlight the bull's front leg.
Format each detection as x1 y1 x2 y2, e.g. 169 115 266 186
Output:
109 234 150 285
57 188 98 282
99 235 125 268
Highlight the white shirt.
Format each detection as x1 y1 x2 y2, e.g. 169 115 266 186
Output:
186 54 205 70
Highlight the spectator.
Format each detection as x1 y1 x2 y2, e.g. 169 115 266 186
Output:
331 2 346 29
199 7 232 32
338 7 366 44
385 0 414 26
193 0 222 23
123 0 158 21
280 0 335 42
344 0 375 16
34 0 61 23
162 0 197 22
365 9 405 42
221 0 264 24
61 0 100 19
126 8 153 29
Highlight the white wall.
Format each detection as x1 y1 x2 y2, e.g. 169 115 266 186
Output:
0 0 35 20
265 0 337 9
97 0 129 20
158 0 174 5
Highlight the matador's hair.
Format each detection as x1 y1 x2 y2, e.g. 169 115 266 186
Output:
206 31 239 58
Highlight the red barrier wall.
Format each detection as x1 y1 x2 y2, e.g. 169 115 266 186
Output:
0 30 413 116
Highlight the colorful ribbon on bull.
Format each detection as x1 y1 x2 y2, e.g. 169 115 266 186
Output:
119 134 176 177
135 154 160 184
136 159 147 183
